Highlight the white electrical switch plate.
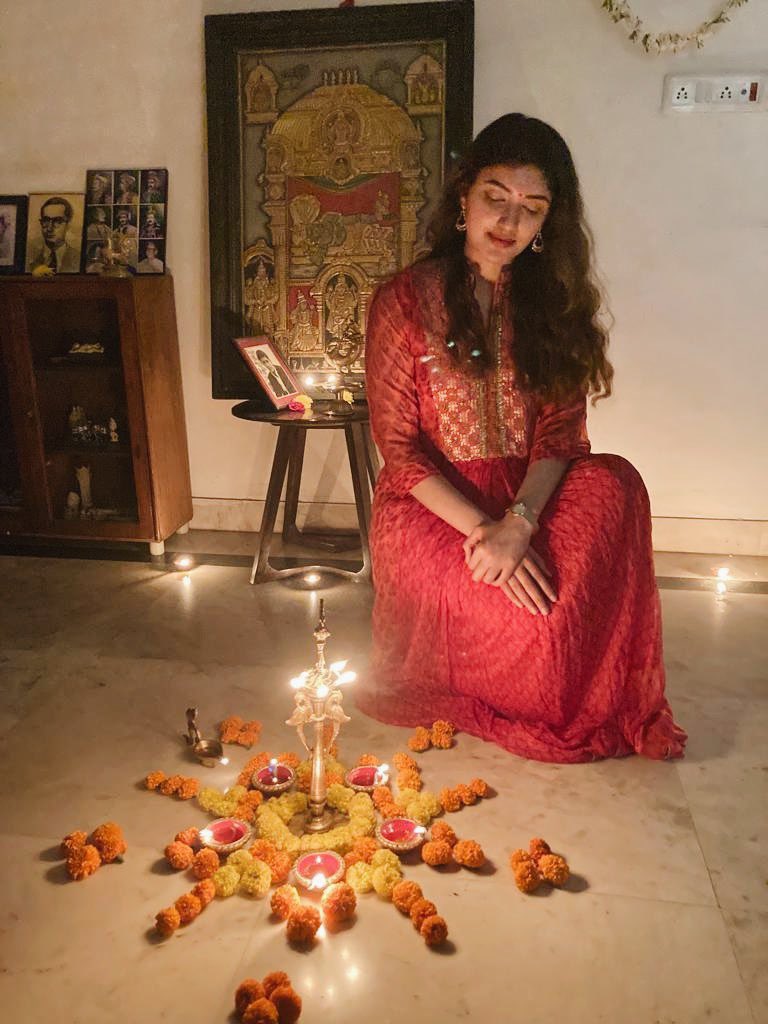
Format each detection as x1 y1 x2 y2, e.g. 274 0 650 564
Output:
663 74 765 112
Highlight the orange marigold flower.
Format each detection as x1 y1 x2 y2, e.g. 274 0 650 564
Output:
439 787 462 813
177 777 200 800
392 880 423 915
325 771 344 787
267 850 292 887
321 881 357 926
372 786 393 809
344 851 363 870
145 770 165 790
89 822 127 863
351 837 379 862
455 784 477 806
66 844 101 880
286 904 321 945
271 884 301 921
242 997 278 1024
175 892 202 925
469 778 489 798
60 830 87 858
220 715 244 743
165 841 195 870
379 802 401 819
262 971 292 998
269 985 302 1024
420 913 449 947
175 827 200 847
409 898 438 931
243 790 264 809
192 878 216 908
514 860 542 893
529 837 552 861
237 722 262 748
233 803 256 823
155 905 181 937
235 979 266 1018
250 839 278 862
192 847 220 880
452 839 485 869
429 822 457 848
159 774 184 796
396 770 422 792
431 719 456 738
509 849 531 869
407 727 432 752
538 853 570 887
392 752 418 772
357 753 381 766
430 731 453 750
276 752 300 769
422 840 452 867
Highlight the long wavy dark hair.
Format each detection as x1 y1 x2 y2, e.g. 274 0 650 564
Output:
426 113 613 404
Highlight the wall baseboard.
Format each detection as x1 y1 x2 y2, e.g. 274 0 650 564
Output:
191 498 768 556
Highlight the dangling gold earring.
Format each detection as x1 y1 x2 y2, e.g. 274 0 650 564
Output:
455 206 467 232
531 231 544 253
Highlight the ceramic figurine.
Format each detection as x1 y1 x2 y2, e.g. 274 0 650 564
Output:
75 464 93 511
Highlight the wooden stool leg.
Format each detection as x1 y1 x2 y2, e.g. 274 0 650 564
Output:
362 422 380 489
345 422 373 581
282 429 307 545
250 425 292 584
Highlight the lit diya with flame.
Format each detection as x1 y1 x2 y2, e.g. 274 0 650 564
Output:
252 757 295 795
344 763 389 793
375 818 427 853
293 851 345 891
199 818 252 855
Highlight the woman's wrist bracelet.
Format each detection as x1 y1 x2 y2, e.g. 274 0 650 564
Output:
504 500 539 533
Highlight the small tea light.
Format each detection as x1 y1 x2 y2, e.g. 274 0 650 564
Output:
294 851 344 891
375 817 427 853
252 758 295 795
345 763 390 792
199 817 251 855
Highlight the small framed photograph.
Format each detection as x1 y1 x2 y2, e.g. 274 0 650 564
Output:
0 195 29 274
84 167 168 274
26 193 85 274
137 239 165 275
233 336 300 409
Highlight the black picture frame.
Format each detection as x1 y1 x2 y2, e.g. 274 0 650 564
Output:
0 195 29 275
205 0 474 402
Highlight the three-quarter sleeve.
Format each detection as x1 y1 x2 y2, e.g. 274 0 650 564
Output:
365 276 440 497
529 391 591 464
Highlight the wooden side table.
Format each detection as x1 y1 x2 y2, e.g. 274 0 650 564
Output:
231 402 379 584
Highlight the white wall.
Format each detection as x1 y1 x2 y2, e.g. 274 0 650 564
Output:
2 0 766 546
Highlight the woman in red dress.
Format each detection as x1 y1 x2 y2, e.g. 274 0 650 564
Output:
358 114 686 763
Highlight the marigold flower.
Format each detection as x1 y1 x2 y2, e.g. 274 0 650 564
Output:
407 727 432 752
165 841 194 870
270 884 301 920
429 821 457 848
421 913 449 946
396 770 422 792
514 860 542 893
455 784 477 806
262 972 292 998
220 715 244 743
431 719 455 738
439 787 462 813
392 752 419 772
60 830 87 858
409 897 438 930
240 859 272 898
145 770 165 790
469 778 489 798
66 844 101 880
379 802 401 819
391 880 423 914
192 878 216 908
242 998 278 1024
159 774 184 796
371 786 392 809
529 837 552 861
351 837 379 862
243 790 264 809
269 986 302 1024
235 979 266 1018
321 881 357 925
452 839 485 869
357 753 381 766
155 905 181 937
250 838 278 861
213 864 241 897
421 840 452 866
89 822 127 863
191 847 219 879
175 892 202 924
538 853 570 886
177 777 200 800
175 827 200 847
345 861 374 893
372 863 402 899
228 849 255 875
275 752 300 769
509 848 531 869
286 904 321 945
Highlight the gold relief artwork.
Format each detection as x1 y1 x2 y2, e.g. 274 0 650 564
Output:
239 43 446 382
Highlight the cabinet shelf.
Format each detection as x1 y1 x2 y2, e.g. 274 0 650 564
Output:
46 444 131 455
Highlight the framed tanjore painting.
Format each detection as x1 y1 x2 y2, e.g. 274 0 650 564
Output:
205 0 474 401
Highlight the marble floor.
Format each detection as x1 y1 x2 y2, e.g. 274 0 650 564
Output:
0 537 766 1024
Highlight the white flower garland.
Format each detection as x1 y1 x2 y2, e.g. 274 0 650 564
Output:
601 0 750 54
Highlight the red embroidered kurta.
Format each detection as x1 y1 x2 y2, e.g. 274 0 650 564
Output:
357 259 687 763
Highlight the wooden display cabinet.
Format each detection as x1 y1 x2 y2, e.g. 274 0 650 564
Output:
0 275 192 555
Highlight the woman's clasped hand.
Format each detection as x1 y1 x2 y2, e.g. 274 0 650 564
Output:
463 518 557 615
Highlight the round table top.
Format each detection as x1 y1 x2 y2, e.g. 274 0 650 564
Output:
231 400 369 428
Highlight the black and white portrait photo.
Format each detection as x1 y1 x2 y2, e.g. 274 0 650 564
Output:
26 193 84 274
234 336 299 409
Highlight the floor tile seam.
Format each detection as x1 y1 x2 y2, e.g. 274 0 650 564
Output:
716 905 760 1024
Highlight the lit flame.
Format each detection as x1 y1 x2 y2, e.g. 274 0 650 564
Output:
220 757 229 766
716 567 730 579
310 872 327 890
414 825 427 835
316 684 329 699
174 555 193 569
305 572 321 585
304 375 315 386
375 763 390 784
200 828 212 842
290 676 304 689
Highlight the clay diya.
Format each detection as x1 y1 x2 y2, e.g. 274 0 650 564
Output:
293 850 345 891
252 758 295 796
344 763 389 793
198 817 251 855
375 817 428 853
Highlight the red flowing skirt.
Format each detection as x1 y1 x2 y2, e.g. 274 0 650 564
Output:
356 453 687 763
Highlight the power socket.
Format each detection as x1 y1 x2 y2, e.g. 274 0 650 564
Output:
664 73 765 112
